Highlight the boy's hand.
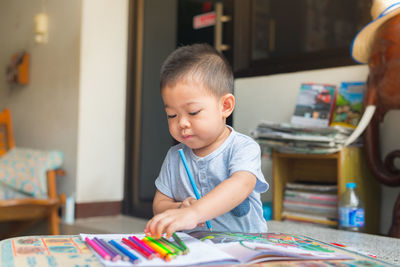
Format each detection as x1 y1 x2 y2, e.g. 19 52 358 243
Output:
180 197 205 227
144 207 202 238
180 197 197 208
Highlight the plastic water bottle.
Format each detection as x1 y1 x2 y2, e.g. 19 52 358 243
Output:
339 182 365 232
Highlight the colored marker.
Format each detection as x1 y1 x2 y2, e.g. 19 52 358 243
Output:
129 236 156 255
172 232 189 254
85 237 111 261
122 237 154 260
331 242 346 247
146 236 176 256
160 237 183 255
109 240 140 263
99 239 123 262
178 149 212 231
94 238 121 262
142 237 173 261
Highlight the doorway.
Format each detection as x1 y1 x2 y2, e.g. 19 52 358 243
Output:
123 0 235 218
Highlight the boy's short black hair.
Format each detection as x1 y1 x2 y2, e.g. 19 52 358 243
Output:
160 43 233 96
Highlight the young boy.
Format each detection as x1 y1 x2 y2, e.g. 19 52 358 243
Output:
145 43 268 238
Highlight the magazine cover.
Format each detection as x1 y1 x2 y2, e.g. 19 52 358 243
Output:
291 83 337 127
330 81 365 128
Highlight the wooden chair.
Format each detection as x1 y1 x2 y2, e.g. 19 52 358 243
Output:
0 108 65 239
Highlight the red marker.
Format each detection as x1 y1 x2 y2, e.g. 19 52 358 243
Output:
122 238 154 260
330 242 346 247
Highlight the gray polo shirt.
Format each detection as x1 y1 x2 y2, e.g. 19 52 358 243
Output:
155 126 268 233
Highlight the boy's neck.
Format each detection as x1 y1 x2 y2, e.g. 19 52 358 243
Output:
192 125 232 157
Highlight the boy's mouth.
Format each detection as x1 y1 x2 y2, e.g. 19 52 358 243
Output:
182 134 194 140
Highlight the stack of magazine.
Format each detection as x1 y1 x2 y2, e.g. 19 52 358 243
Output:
251 121 357 154
281 182 338 228
251 82 366 154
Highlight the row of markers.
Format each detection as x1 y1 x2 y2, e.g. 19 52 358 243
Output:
84 233 189 264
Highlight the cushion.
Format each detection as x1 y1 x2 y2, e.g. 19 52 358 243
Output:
0 181 31 199
0 148 63 198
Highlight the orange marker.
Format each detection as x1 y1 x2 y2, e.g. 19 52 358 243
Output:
142 237 173 261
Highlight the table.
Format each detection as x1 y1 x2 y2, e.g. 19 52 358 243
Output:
0 220 398 266
268 220 400 265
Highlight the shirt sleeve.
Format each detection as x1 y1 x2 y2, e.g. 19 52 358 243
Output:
154 149 174 198
229 137 269 193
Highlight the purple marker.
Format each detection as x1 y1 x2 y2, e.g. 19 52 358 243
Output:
129 236 156 255
93 237 121 262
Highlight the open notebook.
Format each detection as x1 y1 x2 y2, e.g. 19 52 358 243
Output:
80 231 355 266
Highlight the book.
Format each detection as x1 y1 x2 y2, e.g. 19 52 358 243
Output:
283 199 338 218
284 189 338 205
282 211 338 227
291 83 337 127
285 182 338 193
189 231 353 264
80 232 354 266
330 81 365 129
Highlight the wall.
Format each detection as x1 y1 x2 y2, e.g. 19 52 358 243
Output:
234 65 400 234
0 0 128 204
76 0 128 202
0 0 81 196
137 0 176 202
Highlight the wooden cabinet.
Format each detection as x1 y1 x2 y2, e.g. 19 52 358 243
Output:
233 0 370 77
272 147 381 234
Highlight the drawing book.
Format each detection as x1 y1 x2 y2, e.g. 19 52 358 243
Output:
80 231 353 266
189 231 353 264
291 83 337 127
80 232 235 266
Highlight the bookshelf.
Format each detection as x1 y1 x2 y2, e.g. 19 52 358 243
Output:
272 147 381 234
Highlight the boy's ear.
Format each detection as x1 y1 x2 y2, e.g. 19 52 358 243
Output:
221 93 235 118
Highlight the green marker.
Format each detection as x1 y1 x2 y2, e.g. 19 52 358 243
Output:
172 232 189 254
146 236 176 257
160 237 183 255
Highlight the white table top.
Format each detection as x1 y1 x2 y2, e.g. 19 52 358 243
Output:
268 220 400 265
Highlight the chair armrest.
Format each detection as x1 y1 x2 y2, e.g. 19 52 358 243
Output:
55 169 66 176
47 169 66 199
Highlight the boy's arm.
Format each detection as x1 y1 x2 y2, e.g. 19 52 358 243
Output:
146 171 256 238
153 190 182 215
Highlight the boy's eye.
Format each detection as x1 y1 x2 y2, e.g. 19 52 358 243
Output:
189 110 200 116
167 114 176 119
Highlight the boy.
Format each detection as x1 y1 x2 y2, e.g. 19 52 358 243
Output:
145 44 268 238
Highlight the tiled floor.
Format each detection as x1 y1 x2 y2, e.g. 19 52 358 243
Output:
71 215 148 234
20 215 149 236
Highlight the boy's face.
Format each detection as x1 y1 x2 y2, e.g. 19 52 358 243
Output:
162 80 233 157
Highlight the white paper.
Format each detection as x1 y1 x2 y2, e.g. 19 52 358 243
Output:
80 232 238 266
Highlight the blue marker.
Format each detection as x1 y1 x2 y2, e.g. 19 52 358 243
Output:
178 149 212 231
109 239 140 264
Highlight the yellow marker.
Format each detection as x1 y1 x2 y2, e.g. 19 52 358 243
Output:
142 237 175 261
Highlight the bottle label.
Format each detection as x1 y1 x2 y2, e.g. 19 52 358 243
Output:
339 207 365 228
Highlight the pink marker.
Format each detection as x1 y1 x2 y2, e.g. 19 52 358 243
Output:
129 235 156 255
85 237 111 261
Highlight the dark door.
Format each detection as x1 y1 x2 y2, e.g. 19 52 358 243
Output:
178 0 234 125
178 0 233 63
124 0 235 219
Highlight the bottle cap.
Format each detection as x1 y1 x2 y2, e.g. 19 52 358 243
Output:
346 182 356 188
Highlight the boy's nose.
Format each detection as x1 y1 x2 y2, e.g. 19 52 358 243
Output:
179 116 190 128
